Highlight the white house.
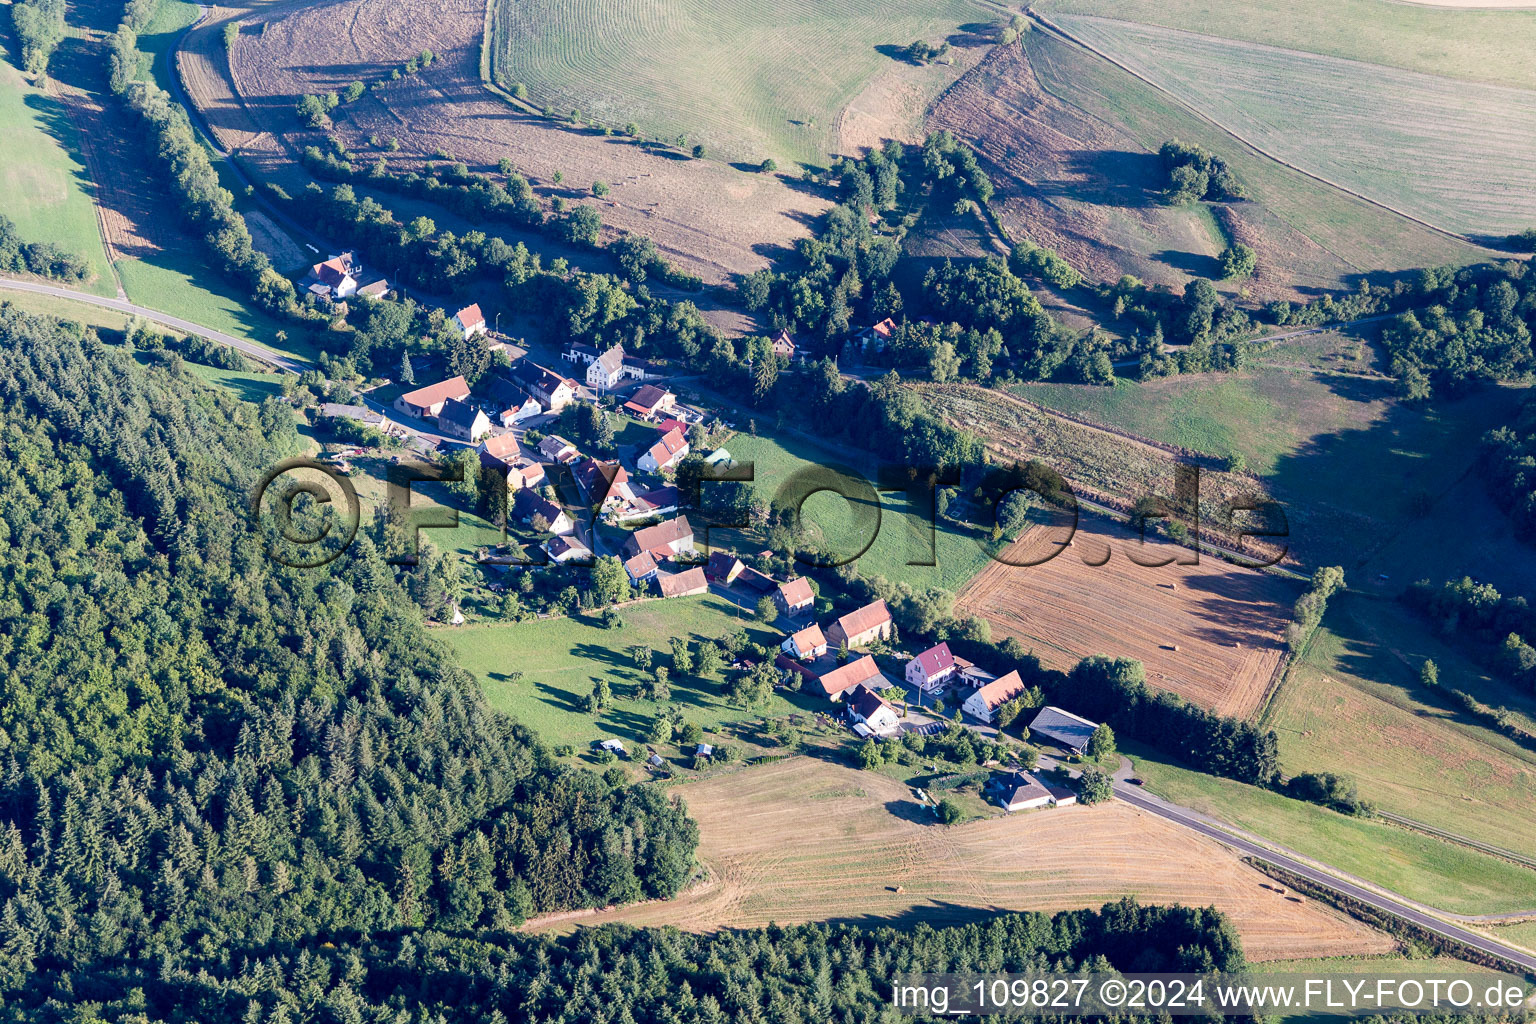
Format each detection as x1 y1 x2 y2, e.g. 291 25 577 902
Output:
906 641 956 692
847 684 900 736
309 252 359 298
544 534 591 564
991 772 1053 812
622 516 694 560
513 489 573 536
781 623 828 661
587 344 627 389
394 376 471 420
961 670 1027 724
638 426 689 473
454 303 487 340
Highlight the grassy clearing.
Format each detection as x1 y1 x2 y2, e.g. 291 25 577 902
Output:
0 291 151 333
1054 16 1536 237
1267 593 1536 858
448 597 819 753
1037 0 1536 90
723 430 994 593
1125 743 1536 916
0 48 116 296
185 363 285 403
491 0 985 164
1483 920 1536 954
1021 30 1486 280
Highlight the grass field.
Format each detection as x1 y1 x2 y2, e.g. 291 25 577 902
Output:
1036 0 1536 90
722 431 994 593
1266 593 1536 859
491 0 987 164
115 256 317 360
0 47 116 296
1125 744 1536 916
1482 921 1536 955
185 363 285 403
531 758 1389 961
448 597 820 753
1053 15 1536 237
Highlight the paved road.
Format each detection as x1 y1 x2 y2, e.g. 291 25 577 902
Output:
1034 753 1536 972
0 277 307 372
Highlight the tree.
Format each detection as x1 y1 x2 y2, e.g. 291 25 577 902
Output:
691 143 706 159
591 555 630 607
1086 723 1116 759
935 797 963 825
670 636 694 675
584 677 612 713
755 594 777 622
856 738 882 769
222 22 238 49
1076 768 1112 804
1219 243 1257 280
557 205 602 246
695 640 723 678
649 666 670 701
592 181 610 197
647 713 674 745
600 607 624 630
342 80 365 103
1419 659 1439 688
399 351 415 384
759 158 777 173
996 490 1032 538
631 645 654 672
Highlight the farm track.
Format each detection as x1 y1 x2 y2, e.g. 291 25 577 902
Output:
1024 9 1506 246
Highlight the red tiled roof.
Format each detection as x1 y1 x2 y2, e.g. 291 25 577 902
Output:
848 684 894 722
910 642 954 678
831 599 892 641
481 433 521 460
399 376 470 410
705 550 743 581
624 551 658 579
815 655 882 699
659 566 708 598
627 384 671 412
645 427 688 468
455 303 485 328
627 516 692 554
785 623 826 655
777 577 814 607
970 670 1026 711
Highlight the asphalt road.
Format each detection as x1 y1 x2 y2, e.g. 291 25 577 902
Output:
0 277 307 372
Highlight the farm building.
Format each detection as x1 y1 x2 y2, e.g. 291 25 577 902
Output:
436 398 491 442
781 623 827 661
623 384 676 420
705 551 744 584
624 551 659 586
774 577 814 616
906 642 956 691
317 403 393 433
812 655 883 701
847 685 900 736
598 738 626 757
454 303 487 340
514 490 573 536
961 670 1027 724
394 376 471 420
826 599 893 649
737 565 777 593
545 534 592 564
355 278 389 300
623 516 695 560
573 459 636 510
1028 706 1100 755
659 567 709 598
955 657 996 689
638 426 689 473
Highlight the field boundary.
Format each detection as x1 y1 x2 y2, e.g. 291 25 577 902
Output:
1022 7 1493 249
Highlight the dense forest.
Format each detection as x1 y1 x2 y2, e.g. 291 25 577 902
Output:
0 308 699 1019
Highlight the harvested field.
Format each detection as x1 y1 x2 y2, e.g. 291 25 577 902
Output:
957 518 1293 717
1054 15 1536 237
532 758 1390 962
491 0 988 165
218 0 835 284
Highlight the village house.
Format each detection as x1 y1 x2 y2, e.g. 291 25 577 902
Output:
847 684 900 737
658 566 709 598
622 516 695 561
614 484 681 523
513 489 573 536
623 354 662 380
989 771 1073 812
573 458 636 510
317 403 393 434
780 623 828 661
587 344 627 390
825 599 893 650
538 434 579 464
436 397 492 442
769 328 800 361
737 565 777 594
961 670 1028 724
623 384 676 421
624 550 659 586
453 304 487 340
394 376 471 421
355 278 390 300
511 360 577 412
307 251 360 298
906 642 956 692
560 342 601 366
774 577 815 617
638 426 689 473
1027 706 1101 755
487 377 542 426
812 655 884 702
704 550 744 585
856 317 896 353
480 435 546 490
544 534 592 564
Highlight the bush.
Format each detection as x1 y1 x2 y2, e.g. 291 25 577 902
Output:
1219 243 1257 280
935 797 963 825
1076 768 1112 804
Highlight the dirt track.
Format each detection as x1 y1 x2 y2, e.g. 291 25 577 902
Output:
531 759 1391 962
957 519 1293 717
212 0 832 285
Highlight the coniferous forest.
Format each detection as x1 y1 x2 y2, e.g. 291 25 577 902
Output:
0 306 1249 1020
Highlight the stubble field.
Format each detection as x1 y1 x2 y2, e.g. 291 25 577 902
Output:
957 519 1293 717
532 758 1391 962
